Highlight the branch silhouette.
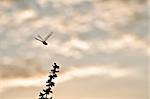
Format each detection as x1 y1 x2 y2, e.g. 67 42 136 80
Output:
39 63 60 99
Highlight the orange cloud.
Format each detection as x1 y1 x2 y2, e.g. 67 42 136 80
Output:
0 64 137 93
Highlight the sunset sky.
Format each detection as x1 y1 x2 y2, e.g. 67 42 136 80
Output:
0 0 149 99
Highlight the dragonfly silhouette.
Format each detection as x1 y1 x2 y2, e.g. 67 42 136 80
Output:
34 32 53 45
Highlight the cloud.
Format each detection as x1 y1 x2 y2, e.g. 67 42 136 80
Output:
49 0 91 6
0 0 147 35
29 31 148 62
12 9 37 24
0 64 138 93
0 0 147 58
93 33 148 53
0 1 147 99
0 57 45 79
56 64 136 83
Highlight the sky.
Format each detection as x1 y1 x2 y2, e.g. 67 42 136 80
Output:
0 0 149 99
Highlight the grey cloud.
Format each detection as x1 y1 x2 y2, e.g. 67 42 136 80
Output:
72 1 94 14
0 0 148 98
0 58 45 79
0 63 144 93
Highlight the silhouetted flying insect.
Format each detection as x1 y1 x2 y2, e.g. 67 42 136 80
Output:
34 32 53 45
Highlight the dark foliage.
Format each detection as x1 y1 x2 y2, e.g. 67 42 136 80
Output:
39 63 60 99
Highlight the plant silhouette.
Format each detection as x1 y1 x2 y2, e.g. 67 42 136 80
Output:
39 63 60 99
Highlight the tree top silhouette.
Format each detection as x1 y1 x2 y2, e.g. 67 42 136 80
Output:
39 63 60 99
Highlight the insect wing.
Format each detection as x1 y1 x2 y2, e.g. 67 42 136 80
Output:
44 32 53 41
34 37 43 42
37 35 44 41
